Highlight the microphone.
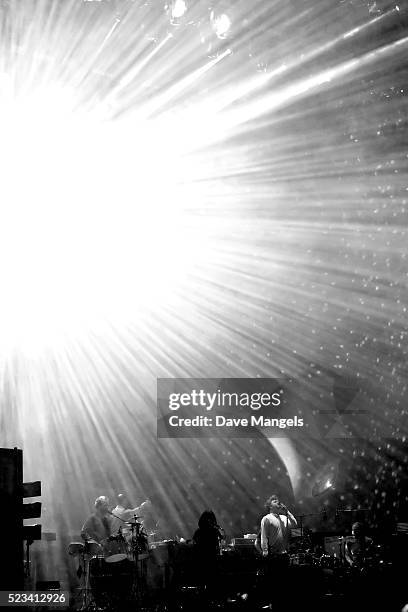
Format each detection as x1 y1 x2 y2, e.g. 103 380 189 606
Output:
279 503 288 516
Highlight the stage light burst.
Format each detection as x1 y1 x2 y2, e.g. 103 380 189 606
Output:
211 12 232 39
0 0 407 580
171 0 187 20
0 65 224 355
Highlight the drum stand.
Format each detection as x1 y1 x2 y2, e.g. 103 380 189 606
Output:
129 517 145 605
108 511 149 606
24 537 34 582
79 552 95 612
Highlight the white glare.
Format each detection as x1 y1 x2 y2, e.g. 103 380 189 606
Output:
213 13 231 38
0 84 212 354
172 0 187 19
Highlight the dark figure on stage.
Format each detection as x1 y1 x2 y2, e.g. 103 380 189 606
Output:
192 510 222 599
193 510 222 558
343 522 384 612
344 521 373 568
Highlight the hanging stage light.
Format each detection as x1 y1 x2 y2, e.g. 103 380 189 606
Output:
209 0 234 40
210 10 231 39
171 0 187 19
167 0 187 25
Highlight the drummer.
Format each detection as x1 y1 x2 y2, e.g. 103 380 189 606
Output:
111 493 152 533
344 521 373 568
81 495 113 545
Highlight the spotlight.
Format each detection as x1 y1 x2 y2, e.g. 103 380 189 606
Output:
167 0 188 25
210 10 231 39
171 0 187 19
312 462 338 496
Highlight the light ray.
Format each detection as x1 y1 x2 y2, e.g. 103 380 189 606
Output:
0 0 406 579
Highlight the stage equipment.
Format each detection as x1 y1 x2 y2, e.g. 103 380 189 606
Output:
0 447 42 590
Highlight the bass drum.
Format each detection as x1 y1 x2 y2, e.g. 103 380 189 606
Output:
89 555 134 606
104 536 128 563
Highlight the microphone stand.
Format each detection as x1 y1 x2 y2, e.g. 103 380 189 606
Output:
215 524 226 553
130 513 147 605
79 547 93 612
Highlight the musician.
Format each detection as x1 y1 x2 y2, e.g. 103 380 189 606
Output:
81 495 113 544
193 510 222 559
193 510 222 594
255 496 297 610
113 493 152 519
260 494 297 556
344 521 373 567
111 493 152 531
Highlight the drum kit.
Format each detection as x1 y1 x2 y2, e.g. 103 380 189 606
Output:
68 517 151 610
288 534 388 575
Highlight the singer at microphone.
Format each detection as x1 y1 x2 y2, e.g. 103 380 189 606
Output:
260 495 297 557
